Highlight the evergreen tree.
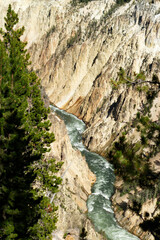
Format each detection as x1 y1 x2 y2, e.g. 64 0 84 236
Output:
108 67 160 238
0 5 62 239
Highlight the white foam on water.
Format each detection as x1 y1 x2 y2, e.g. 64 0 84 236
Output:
92 192 110 200
50 105 140 240
87 201 94 212
103 206 114 214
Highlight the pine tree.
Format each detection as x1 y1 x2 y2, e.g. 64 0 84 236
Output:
0 5 62 239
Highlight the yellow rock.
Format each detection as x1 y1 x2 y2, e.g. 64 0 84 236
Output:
65 235 75 240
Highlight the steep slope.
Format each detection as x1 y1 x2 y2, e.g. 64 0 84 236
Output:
1 0 160 239
1 0 159 153
48 111 105 240
0 1 106 239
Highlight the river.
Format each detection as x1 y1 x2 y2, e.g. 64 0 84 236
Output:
50 105 139 240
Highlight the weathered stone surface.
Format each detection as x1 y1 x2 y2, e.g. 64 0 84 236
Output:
112 187 155 240
1 0 159 155
1 0 160 239
47 112 104 239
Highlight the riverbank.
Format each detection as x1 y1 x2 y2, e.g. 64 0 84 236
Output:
52 105 139 240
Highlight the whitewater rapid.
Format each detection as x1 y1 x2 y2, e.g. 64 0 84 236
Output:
50 105 139 240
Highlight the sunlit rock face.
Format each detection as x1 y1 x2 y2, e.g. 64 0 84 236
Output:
47 112 105 240
1 0 160 239
0 2 108 238
1 0 160 155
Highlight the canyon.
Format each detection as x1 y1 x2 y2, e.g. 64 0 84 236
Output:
0 0 160 239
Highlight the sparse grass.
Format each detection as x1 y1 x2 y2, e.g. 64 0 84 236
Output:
108 69 160 238
67 28 81 48
72 0 93 6
46 25 56 38
86 20 98 38
103 0 131 20
63 233 68 238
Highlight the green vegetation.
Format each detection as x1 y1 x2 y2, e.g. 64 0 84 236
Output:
86 20 98 38
72 0 92 6
46 25 56 38
107 68 160 238
108 69 160 185
63 232 68 238
111 67 160 92
107 134 156 185
72 0 130 8
67 34 78 48
0 5 62 239
67 28 81 48
116 0 131 5
103 0 131 19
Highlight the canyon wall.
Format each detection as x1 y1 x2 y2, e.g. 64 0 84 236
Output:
1 0 160 152
47 112 105 240
1 0 160 239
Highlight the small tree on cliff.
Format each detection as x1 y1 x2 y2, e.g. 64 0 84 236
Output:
108 67 160 239
0 5 62 239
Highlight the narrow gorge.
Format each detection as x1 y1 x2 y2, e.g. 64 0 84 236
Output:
51 105 140 240
0 0 160 239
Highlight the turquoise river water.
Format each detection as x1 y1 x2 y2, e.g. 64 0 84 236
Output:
51 105 139 240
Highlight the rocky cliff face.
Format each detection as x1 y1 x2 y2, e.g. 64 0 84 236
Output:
47 112 105 240
1 0 160 239
1 0 160 149
2 0 159 153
